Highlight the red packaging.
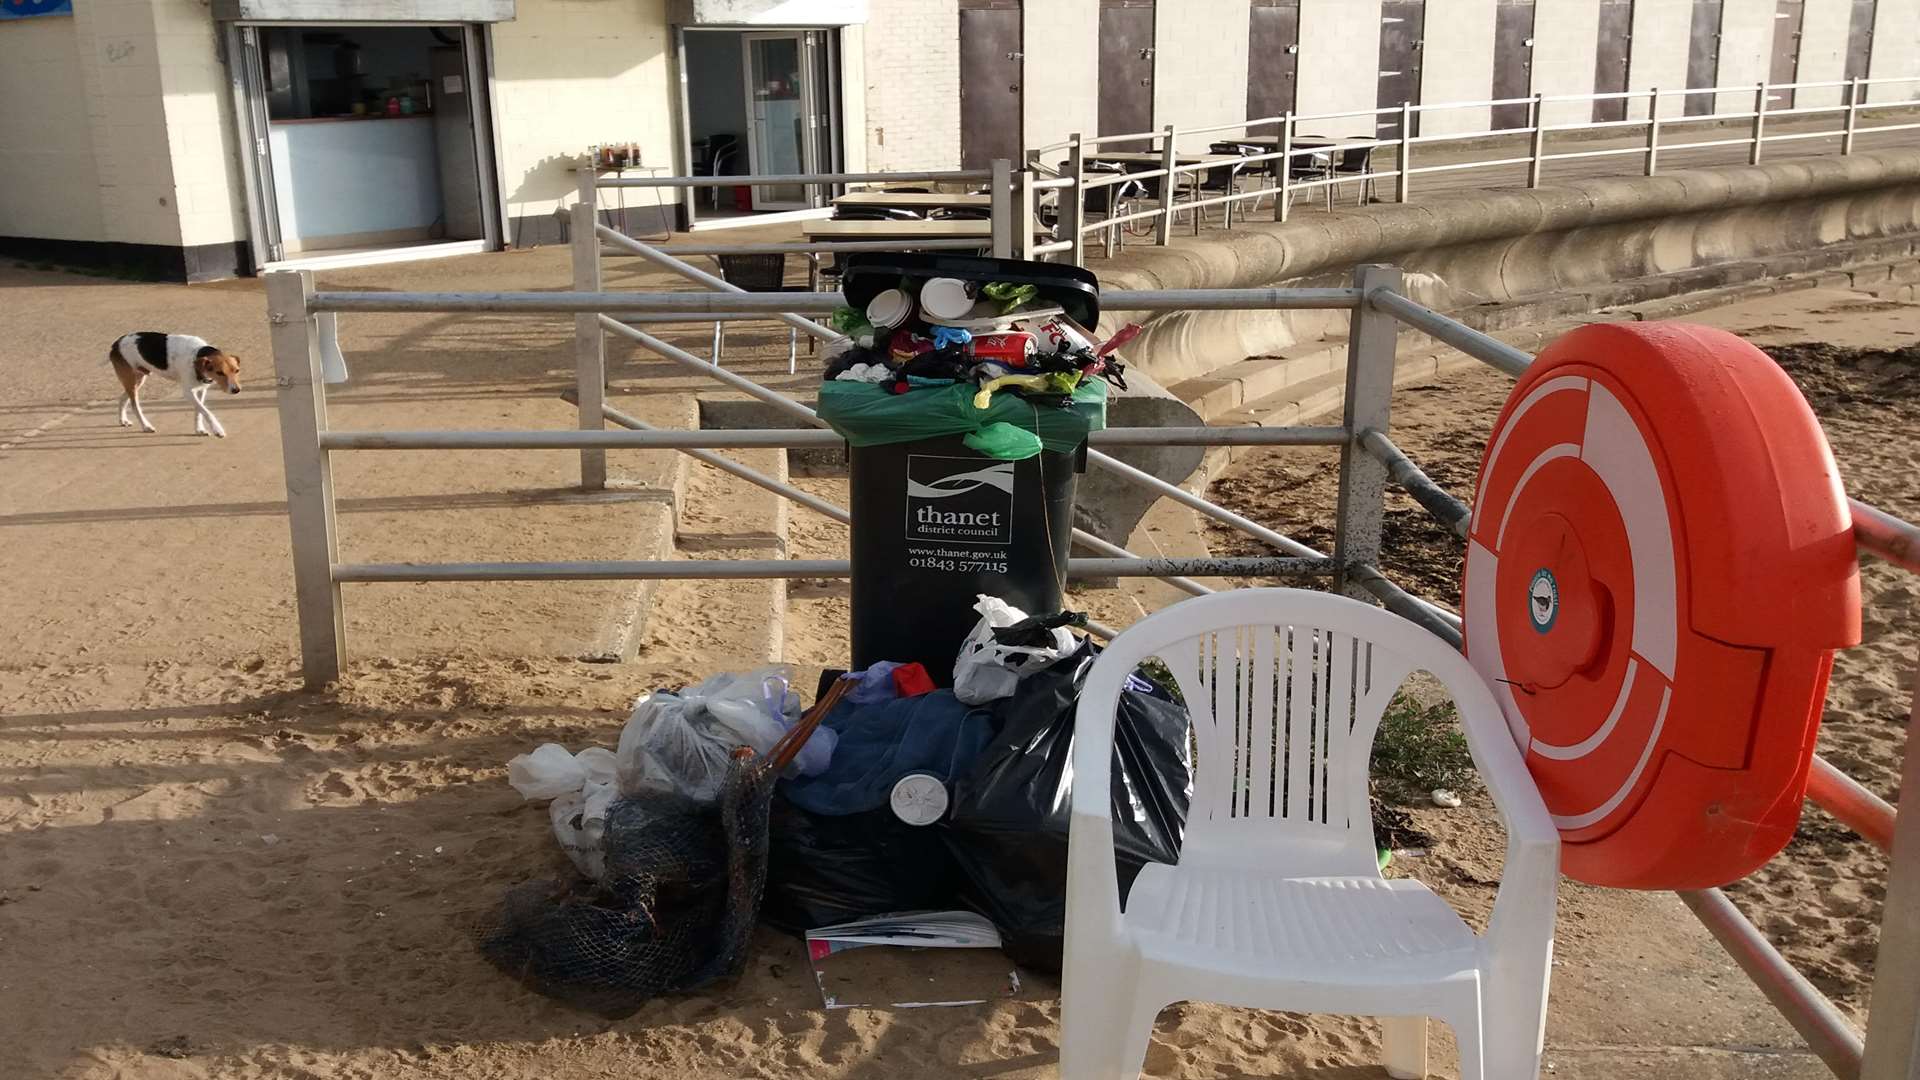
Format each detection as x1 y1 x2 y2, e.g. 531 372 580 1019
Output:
891 662 936 698
969 331 1038 368
889 333 936 363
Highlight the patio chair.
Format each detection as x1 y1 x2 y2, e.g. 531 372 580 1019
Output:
1330 143 1379 207
713 253 805 373
1193 148 1250 232
1059 588 1559 1080
692 134 739 211
1060 159 1148 255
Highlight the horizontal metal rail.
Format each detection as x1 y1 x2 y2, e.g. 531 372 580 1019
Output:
331 557 1336 583
1678 889 1865 1078
309 286 1366 316
636 239 994 257
1806 754 1897 853
1360 428 1473 539
319 425 1354 452
1367 288 1533 376
596 169 990 188
1853 499 1920 573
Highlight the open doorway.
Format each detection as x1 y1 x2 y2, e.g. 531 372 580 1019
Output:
680 28 840 224
232 23 498 267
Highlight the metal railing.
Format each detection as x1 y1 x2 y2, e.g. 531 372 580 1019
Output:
269 212 1920 1075
1032 74 1920 265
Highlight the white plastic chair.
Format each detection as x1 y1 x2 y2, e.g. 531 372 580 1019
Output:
1060 588 1558 1080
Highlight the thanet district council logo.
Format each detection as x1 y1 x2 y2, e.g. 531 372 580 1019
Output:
905 456 1015 545
0 1 74 20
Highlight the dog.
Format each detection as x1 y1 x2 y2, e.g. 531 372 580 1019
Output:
108 332 243 438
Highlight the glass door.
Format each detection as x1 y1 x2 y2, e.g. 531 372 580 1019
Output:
743 32 813 210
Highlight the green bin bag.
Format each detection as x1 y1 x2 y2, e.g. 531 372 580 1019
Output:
817 378 1106 461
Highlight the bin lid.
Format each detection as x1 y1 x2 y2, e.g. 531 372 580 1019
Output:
839 253 1101 330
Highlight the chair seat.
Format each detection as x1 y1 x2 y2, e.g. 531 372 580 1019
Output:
1126 867 1479 982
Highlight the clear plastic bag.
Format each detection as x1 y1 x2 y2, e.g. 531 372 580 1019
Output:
952 595 1078 705
615 691 737 805
683 666 837 778
549 781 620 881
509 743 590 800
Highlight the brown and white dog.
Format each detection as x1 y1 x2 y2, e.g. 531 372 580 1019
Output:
108 332 243 438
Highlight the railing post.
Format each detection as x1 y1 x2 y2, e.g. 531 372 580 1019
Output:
267 270 344 690
1845 78 1863 155
1396 102 1413 203
1065 133 1088 266
1277 111 1294 223
1751 81 1769 165
1016 168 1036 260
571 200 606 490
1333 264 1402 601
1863 647 1920 1080
1645 87 1662 176
990 157 1014 258
1155 123 1177 245
1528 92 1547 188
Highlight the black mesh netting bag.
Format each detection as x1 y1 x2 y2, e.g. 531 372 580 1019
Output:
943 643 1193 973
476 681 850 1016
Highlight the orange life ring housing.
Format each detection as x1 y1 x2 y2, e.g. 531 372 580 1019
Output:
1462 322 1860 889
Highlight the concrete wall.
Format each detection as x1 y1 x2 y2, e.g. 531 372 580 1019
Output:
1627 0 1694 118
1297 0 1384 122
1714 0 1776 113
1023 0 1098 156
1795 0 1854 109
860 0 959 170
491 0 675 238
1420 0 1498 135
0 13 103 243
151 0 247 250
1156 0 1253 151
1533 0 1606 125
1868 0 1920 103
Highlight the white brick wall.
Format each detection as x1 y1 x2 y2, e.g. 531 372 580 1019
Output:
1868 0 1920 103
1297 0 1383 121
1533 0 1605 125
491 0 676 227
0 13 104 242
1714 0 1777 113
861 0 960 170
1023 0 1099 156
1627 0 1693 118
1794 0 1854 108
1155 0 1252 151
1420 0 1498 134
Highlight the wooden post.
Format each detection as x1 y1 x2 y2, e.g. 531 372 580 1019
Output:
267 270 344 689
1065 134 1088 267
1645 87 1662 176
990 157 1014 258
1528 92 1547 188
1277 112 1294 222
1334 264 1403 600
1845 78 1863 155
571 200 606 490
1155 124 1177 245
1750 82 1769 165
1396 102 1413 203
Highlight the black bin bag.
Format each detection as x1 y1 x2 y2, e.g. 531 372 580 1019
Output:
943 643 1193 972
761 796 963 933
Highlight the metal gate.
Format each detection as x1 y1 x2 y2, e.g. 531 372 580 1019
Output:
1592 0 1634 122
1248 0 1301 119
1376 0 1425 138
1493 0 1536 130
1845 0 1876 103
1098 0 1155 137
1686 0 1724 116
1770 0 1805 109
959 0 1023 169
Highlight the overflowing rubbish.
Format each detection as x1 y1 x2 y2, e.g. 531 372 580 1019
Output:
953 595 1082 705
817 254 1128 462
477 677 855 1016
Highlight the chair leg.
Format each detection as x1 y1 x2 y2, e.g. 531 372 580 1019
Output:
1382 1015 1428 1079
1062 992 1158 1080
713 322 725 365
1442 1008 1487 1080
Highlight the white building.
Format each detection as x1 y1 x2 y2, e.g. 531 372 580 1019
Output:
1 0 1913 280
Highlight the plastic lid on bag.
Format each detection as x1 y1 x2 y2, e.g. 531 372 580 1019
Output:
890 772 950 826
867 288 913 329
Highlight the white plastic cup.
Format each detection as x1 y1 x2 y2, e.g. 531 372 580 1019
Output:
919 277 976 321
866 288 913 329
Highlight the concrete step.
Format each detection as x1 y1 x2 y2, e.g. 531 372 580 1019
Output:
1168 340 1345 422
576 391 697 663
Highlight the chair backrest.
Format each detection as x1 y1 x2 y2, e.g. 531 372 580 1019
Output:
714 253 788 291
1335 145 1374 173
1075 588 1524 878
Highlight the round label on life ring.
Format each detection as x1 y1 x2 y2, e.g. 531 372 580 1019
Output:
890 772 949 826
1527 569 1559 634
1462 322 1859 890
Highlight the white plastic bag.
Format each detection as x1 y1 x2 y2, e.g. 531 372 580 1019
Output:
549 780 618 881
953 594 1077 705
507 743 588 800
614 691 737 804
681 665 837 777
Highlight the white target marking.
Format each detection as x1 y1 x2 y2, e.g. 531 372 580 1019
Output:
1551 682 1674 831
1531 657 1637 761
